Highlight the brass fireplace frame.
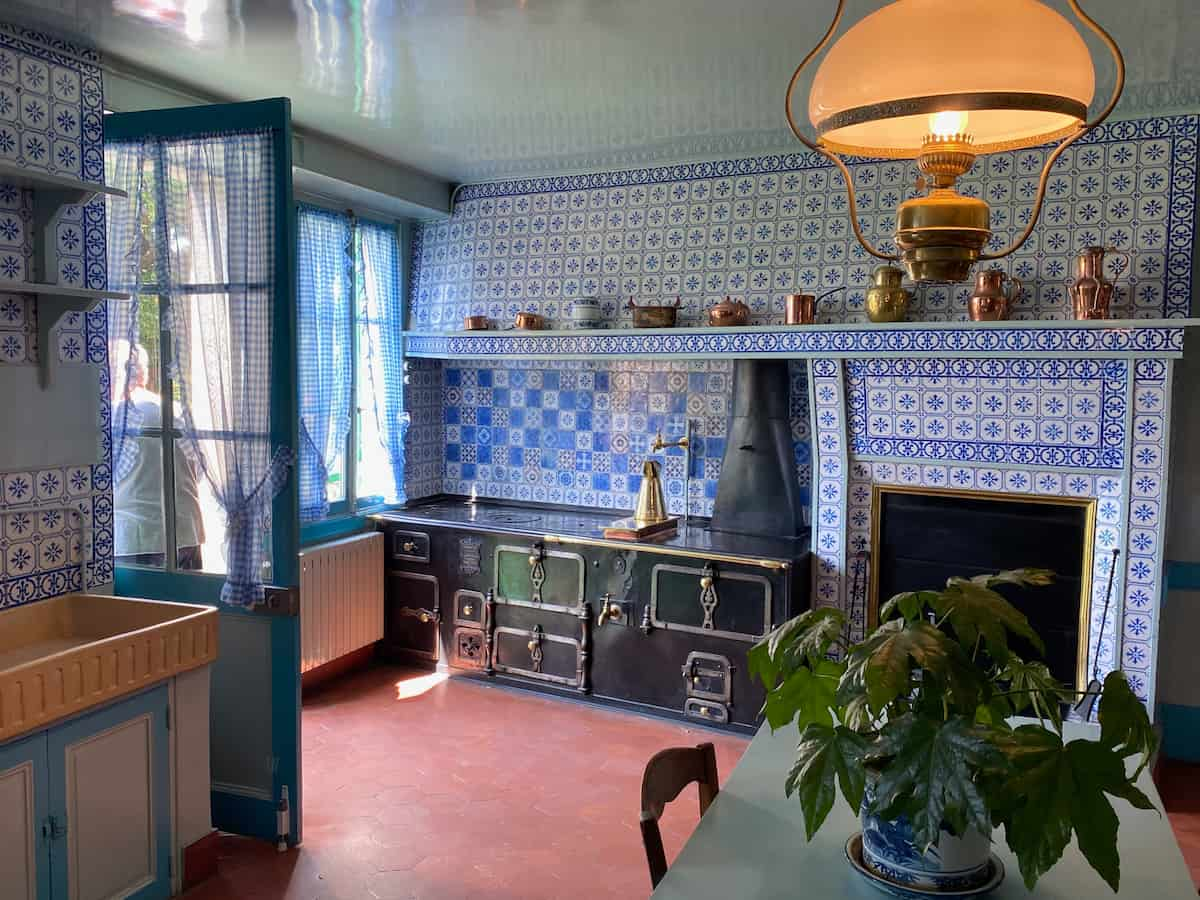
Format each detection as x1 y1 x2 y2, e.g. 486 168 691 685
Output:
867 484 1098 693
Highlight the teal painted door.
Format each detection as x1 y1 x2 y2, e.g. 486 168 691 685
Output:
46 686 171 900
0 731 50 900
106 99 302 845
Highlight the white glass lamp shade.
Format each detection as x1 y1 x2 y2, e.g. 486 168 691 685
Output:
808 0 1095 158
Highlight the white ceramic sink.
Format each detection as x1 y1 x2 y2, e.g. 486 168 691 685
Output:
0 593 217 743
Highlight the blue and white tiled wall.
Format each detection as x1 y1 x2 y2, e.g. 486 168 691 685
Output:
809 356 1172 707
438 359 810 516
0 24 111 608
413 115 1197 327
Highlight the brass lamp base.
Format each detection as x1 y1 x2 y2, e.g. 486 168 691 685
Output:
894 135 992 283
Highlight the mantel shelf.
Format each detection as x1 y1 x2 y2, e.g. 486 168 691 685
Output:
404 319 1196 363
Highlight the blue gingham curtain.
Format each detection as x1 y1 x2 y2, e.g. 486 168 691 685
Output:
159 131 292 607
105 140 151 482
297 205 353 522
358 220 407 503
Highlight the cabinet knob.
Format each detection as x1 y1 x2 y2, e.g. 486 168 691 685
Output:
403 541 417 553
463 604 474 616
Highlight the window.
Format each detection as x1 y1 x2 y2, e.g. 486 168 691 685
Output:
108 132 282 586
296 205 406 522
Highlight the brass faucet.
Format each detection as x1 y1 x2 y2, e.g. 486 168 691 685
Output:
651 429 689 452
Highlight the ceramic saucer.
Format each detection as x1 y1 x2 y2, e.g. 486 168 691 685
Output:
845 832 1005 899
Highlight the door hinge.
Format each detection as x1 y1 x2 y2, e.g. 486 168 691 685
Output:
43 815 67 841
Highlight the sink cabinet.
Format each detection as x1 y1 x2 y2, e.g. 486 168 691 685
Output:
0 685 171 900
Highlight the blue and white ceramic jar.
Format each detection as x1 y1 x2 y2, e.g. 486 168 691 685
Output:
860 778 994 893
569 297 602 329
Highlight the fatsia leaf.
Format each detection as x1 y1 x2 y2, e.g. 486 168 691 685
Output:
934 580 1045 660
998 656 1069 729
866 715 1004 850
762 658 844 732
749 607 847 689
966 568 1056 590
879 590 939 623
852 619 980 712
785 723 869 840
1098 670 1157 776
991 729 1158 892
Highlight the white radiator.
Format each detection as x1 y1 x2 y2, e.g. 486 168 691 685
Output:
299 532 385 673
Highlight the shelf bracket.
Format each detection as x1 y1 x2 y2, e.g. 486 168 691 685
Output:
37 293 102 389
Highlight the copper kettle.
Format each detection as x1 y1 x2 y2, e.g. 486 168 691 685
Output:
708 296 750 327
1069 246 1129 320
967 269 1022 321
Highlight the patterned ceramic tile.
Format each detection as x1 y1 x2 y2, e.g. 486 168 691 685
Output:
0 24 111 608
438 358 811 516
412 116 1198 328
403 358 445 502
845 358 1128 469
404 324 1186 361
807 351 1172 709
0 24 99 182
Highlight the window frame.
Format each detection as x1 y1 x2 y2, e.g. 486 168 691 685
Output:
295 199 407 543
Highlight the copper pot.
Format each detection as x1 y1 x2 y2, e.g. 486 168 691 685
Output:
627 296 680 328
463 315 489 331
786 294 816 325
708 296 750 327
514 312 545 330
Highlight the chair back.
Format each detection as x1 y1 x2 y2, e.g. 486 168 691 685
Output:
639 742 719 888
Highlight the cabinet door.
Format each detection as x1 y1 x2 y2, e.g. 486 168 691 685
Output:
48 686 171 900
0 732 50 900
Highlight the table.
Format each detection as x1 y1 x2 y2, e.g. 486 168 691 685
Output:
652 720 1196 898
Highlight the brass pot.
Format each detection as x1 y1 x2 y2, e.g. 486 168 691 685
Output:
514 312 546 330
628 296 680 328
864 266 911 323
463 315 489 331
708 296 750 327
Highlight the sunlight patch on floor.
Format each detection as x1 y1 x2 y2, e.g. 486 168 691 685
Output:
394 671 449 700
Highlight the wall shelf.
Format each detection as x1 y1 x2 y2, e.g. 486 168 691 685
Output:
0 283 133 387
404 319 1196 363
0 160 128 204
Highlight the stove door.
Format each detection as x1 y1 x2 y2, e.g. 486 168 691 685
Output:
494 543 585 613
385 571 441 661
649 562 771 641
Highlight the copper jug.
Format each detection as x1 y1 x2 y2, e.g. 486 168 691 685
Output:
1069 246 1129 320
864 266 911 323
967 269 1022 321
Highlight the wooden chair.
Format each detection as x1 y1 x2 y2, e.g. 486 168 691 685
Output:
639 742 720 889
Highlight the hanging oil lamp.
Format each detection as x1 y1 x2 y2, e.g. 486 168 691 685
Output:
785 0 1125 283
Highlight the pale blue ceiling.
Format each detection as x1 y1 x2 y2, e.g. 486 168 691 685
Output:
10 0 1200 184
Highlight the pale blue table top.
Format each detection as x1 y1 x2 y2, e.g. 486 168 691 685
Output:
652 719 1195 899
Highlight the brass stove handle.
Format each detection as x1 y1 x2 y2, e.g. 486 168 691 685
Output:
699 575 714 590
527 638 539 652
402 540 417 553
462 603 474 616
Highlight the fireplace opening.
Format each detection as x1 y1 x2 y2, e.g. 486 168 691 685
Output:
868 486 1095 690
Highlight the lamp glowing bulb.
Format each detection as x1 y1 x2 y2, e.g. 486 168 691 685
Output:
928 109 969 139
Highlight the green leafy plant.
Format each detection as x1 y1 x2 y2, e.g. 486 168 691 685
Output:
749 569 1157 891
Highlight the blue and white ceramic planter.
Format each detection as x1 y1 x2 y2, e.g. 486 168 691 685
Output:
860 780 995 893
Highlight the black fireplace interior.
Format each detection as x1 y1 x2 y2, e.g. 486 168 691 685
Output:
873 490 1089 687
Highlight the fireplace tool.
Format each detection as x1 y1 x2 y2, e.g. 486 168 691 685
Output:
1073 547 1121 719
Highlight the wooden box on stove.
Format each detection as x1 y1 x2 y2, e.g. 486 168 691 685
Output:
373 510 809 733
